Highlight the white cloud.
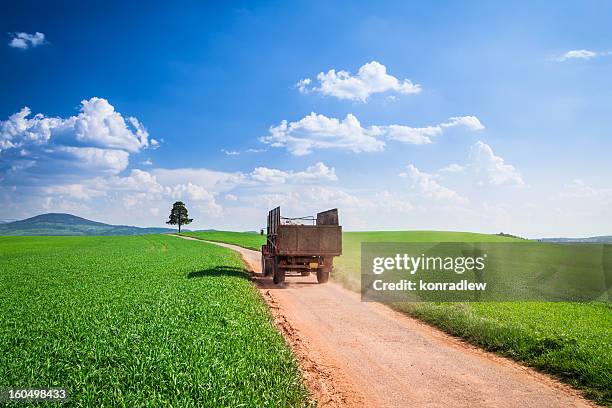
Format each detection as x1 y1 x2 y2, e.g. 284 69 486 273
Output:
42 183 106 201
251 186 360 211
373 190 414 212
222 149 240 156
261 113 385 155
123 193 147 209
151 167 244 192
225 193 238 201
556 49 610 61
9 32 46 49
383 116 484 145
250 162 337 184
56 146 130 175
34 168 225 219
73 98 150 152
109 169 164 193
469 141 525 186
0 98 150 184
297 61 421 102
1 97 150 153
442 116 485 131
560 179 612 199
381 124 442 145
168 182 213 201
1 107 60 148
400 164 468 203
261 113 483 155
140 158 153 166
296 78 311 93
440 163 465 173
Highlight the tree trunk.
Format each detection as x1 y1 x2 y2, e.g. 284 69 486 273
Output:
178 221 181 234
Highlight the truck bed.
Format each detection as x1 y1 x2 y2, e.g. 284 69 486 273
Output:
276 224 342 256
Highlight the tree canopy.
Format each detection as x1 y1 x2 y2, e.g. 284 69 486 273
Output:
166 201 193 233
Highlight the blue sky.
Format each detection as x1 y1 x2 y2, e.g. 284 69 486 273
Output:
2 1 612 237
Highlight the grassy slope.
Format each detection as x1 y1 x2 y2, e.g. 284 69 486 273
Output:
193 229 611 405
0 235 308 407
184 231 266 251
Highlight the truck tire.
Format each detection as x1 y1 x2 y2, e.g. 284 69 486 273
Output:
265 260 272 276
261 254 266 276
316 268 330 284
262 256 272 276
273 267 285 284
273 258 285 284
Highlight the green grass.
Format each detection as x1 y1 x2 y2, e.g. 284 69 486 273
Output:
0 235 309 407
183 231 266 251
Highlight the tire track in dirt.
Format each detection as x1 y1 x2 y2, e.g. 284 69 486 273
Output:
177 236 599 408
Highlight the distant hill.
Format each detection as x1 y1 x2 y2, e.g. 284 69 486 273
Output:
539 236 612 243
0 213 177 236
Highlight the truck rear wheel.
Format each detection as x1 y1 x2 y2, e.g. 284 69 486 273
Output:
273 267 285 284
272 258 285 284
261 254 266 276
263 257 273 276
316 268 330 284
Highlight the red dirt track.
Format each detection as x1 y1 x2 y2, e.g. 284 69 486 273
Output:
180 236 598 408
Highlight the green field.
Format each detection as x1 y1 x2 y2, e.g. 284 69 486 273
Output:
0 235 309 407
184 231 266 251
193 230 612 405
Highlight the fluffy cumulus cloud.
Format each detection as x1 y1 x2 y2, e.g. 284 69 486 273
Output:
469 141 524 186
0 98 154 184
250 162 337 184
261 113 385 155
8 32 46 49
297 61 421 102
400 164 468 203
556 49 610 61
261 113 483 155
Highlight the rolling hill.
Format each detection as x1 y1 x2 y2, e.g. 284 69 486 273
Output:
0 213 177 236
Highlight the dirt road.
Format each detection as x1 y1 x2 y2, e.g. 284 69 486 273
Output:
182 237 596 408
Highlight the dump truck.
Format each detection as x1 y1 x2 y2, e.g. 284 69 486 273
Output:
261 207 342 284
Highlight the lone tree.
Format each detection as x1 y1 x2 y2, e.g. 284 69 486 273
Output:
166 201 193 234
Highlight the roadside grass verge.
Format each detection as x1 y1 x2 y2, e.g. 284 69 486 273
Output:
183 231 265 251
0 235 309 407
397 302 611 405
